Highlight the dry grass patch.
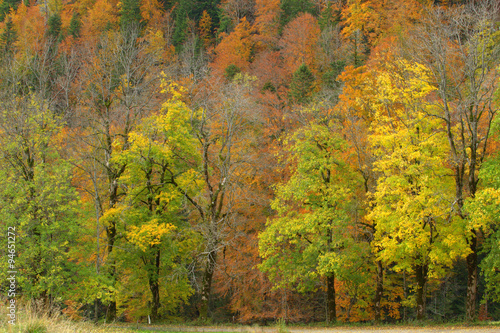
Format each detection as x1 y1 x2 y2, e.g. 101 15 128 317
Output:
0 301 124 333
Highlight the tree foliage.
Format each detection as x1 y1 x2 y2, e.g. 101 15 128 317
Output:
104 80 200 319
0 97 82 304
289 63 315 104
367 58 469 319
0 0 499 324
259 117 365 323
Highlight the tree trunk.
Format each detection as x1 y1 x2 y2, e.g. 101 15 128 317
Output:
374 260 384 322
415 264 428 320
105 223 117 322
455 162 479 322
94 299 99 323
326 273 336 323
150 282 160 321
106 299 116 323
466 230 478 321
105 164 122 322
199 250 217 320
94 190 101 323
149 249 161 321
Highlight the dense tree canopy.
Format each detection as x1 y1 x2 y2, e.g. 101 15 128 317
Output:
0 0 499 325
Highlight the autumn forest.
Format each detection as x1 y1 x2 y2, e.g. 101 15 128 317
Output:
1 0 500 325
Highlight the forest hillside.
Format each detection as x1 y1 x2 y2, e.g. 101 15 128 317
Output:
1 0 500 325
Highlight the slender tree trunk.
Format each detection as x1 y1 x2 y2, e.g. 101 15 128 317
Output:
106 294 116 322
455 161 479 321
105 186 118 322
94 300 99 323
466 230 478 321
415 264 428 320
374 260 384 322
403 271 407 321
94 184 101 323
199 250 217 320
105 136 126 321
467 121 479 321
149 249 161 321
326 273 336 323
104 114 119 322
105 221 117 322
150 281 160 321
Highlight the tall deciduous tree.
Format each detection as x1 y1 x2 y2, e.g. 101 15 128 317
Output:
408 1 500 320
259 116 364 323
0 96 82 309
80 0 119 38
253 0 280 46
367 59 469 320
177 74 260 320
211 17 255 75
337 62 384 321
279 12 320 75
198 10 213 47
75 27 160 320
104 81 200 320
465 116 500 308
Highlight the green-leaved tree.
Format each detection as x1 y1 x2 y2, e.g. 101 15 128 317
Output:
259 118 365 323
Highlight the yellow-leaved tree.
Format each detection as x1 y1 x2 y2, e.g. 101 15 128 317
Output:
103 80 201 321
367 59 470 320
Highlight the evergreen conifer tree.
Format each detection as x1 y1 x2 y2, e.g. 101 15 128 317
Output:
68 12 82 38
290 63 315 104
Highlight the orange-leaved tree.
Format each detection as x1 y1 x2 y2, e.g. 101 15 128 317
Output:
253 0 280 47
211 17 255 76
279 12 321 76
